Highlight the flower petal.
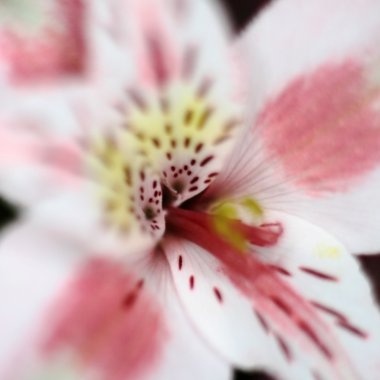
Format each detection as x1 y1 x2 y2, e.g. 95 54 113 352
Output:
237 0 380 120
0 223 85 376
0 0 86 83
165 212 380 379
254 211 380 379
209 0 380 254
1 240 230 380
0 122 86 206
112 0 232 92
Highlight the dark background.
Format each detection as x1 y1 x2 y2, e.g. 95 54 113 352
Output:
0 1 379 380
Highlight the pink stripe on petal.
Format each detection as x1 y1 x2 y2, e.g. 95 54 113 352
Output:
128 0 180 88
41 259 167 380
259 61 380 193
1 0 86 82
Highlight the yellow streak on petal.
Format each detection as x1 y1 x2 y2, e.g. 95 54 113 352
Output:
314 243 341 259
241 197 264 218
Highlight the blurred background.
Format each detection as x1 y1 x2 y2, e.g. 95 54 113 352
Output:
0 1 379 380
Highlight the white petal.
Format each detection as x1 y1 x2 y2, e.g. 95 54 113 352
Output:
253 211 380 379
163 236 276 369
0 222 85 375
163 212 380 379
277 168 380 255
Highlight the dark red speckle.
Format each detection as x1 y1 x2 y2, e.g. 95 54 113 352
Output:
254 310 270 333
189 275 195 290
299 267 338 281
213 287 223 303
337 320 368 339
276 335 292 362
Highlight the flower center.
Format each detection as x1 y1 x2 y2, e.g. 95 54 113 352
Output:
86 81 239 243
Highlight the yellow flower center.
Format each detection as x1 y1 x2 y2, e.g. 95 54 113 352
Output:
86 82 239 240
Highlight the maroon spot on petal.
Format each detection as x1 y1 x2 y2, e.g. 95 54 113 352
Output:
275 335 292 362
136 279 144 290
178 255 183 271
166 152 172 160
195 143 204 153
150 138 160 149
299 267 338 282
213 287 223 303
140 171 146 181
298 320 333 360
310 301 346 321
124 167 132 186
200 155 214 167
184 137 191 148
184 109 194 125
123 291 138 308
337 320 368 339
270 296 292 316
190 176 199 184
190 159 196 166
269 265 292 277
254 310 269 333
198 107 213 130
189 275 195 290
188 186 199 192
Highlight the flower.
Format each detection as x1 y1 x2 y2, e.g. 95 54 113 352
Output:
1 0 380 380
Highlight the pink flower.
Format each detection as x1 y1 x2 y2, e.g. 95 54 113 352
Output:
1 1 380 379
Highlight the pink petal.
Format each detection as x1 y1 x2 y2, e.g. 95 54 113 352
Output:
0 0 87 83
258 61 380 193
40 258 167 380
1 241 230 380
